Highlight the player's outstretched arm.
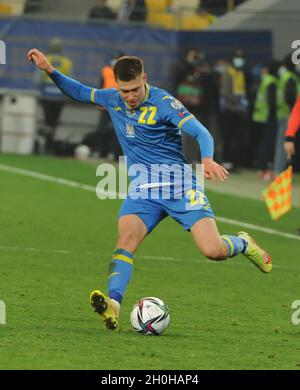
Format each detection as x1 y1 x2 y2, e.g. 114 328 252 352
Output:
159 95 228 183
28 48 54 73
28 48 94 104
181 118 229 183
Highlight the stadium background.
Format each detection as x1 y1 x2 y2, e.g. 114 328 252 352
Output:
0 0 300 371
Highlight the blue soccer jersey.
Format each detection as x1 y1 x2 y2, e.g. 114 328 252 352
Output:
91 84 194 169
49 70 215 231
50 70 213 170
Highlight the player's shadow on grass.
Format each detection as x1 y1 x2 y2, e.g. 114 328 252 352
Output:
121 328 193 338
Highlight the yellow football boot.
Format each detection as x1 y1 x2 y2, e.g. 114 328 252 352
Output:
90 290 119 330
236 231 272 273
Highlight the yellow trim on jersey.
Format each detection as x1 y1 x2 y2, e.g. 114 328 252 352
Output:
90 89 97 103
143 83 150 102
162 95 172 100
178 114 194 128
112 254 134 265
222 237 234 257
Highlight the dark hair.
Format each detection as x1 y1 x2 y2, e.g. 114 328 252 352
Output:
113 56 144 81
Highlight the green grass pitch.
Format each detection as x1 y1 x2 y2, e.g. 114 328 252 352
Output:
0 154 300 370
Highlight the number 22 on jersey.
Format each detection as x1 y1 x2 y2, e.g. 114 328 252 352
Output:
138 106 157 125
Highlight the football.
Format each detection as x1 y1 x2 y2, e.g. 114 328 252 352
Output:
74 144 91 160
130 297 170 335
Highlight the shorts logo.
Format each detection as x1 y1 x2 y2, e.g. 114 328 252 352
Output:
126 122 135 138
171 99 184 110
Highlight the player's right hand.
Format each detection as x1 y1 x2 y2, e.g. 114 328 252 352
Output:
27 48 54 73
284 141 295 160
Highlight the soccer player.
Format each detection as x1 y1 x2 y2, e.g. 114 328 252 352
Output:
28 49 272 331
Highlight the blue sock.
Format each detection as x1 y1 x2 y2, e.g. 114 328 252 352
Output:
222 235 247 258
107 248 134 304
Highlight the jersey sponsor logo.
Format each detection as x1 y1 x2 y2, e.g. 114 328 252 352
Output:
114 106 122 111
126 122 135 138
170 99 184 110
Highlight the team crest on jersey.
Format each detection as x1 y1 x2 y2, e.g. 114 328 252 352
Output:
171 99 184 110
126 122 135 137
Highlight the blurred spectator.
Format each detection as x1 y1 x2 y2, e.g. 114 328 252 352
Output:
273 54 299 174
212 58 230 161
117 0 147 23
198 0 246 15
88 0 116 20
175 48 215 162
252 60 279 180
24 0 42 13
83 52 123 160
195 5 216 26
247 63 263 167
219 49 249 171
35 38 73 153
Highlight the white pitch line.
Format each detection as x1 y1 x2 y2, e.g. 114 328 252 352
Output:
0 163 300 242
0 163 120 198
0 245 299 271
0 245 71 254
216 216 300 241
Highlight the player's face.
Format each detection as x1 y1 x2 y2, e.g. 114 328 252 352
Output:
117 73 147 109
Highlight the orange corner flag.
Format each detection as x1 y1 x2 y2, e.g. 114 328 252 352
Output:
262 166 293 220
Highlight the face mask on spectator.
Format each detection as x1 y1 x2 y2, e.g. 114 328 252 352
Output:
278 66 287 76
233 57 245 69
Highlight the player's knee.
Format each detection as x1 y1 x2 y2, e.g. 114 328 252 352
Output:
117 230 136 249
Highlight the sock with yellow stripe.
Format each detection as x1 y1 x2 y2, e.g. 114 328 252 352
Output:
222 235 247 258
108 248 134 304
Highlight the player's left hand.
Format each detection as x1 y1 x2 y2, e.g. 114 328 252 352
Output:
284 141 295 160
202 157 229 183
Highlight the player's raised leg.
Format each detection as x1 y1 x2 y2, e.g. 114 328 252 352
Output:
90 214 147 330
190 218 272 272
